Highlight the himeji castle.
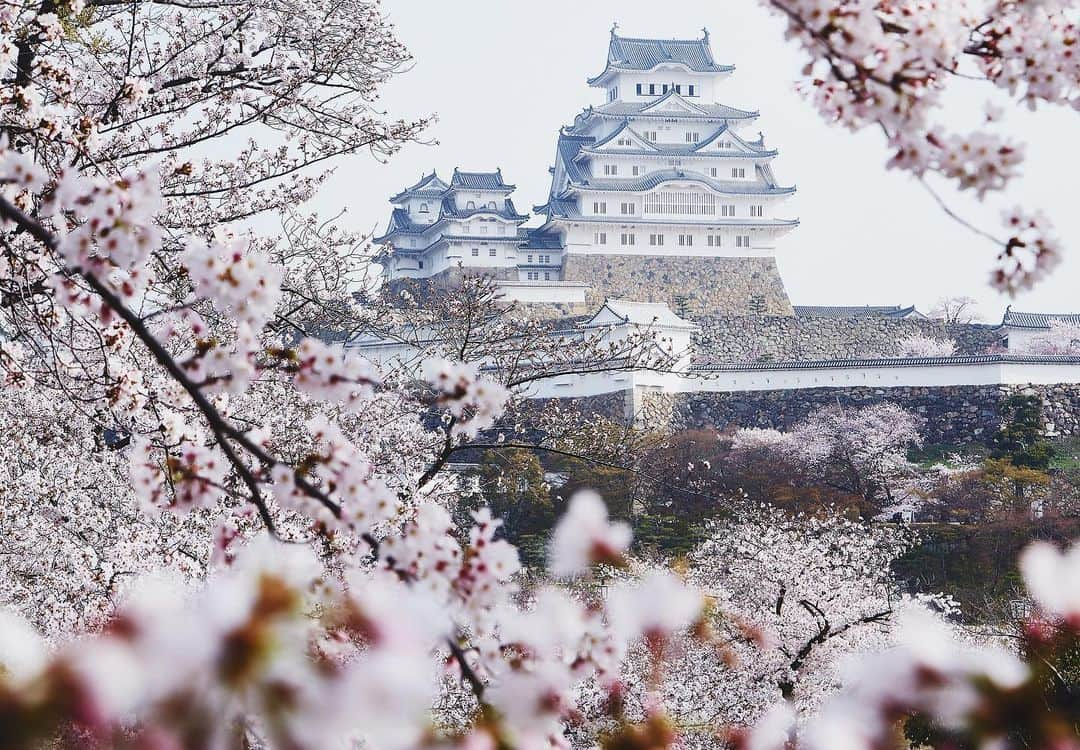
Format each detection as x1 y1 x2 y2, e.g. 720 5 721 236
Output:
374 28 799 315
358 26 1080 439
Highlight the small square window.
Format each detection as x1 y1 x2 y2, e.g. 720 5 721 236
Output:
489 248 496 257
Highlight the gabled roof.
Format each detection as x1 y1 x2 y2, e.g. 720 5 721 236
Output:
373 208 430 243
793 305 926 320
587 31 733 86
450 168 514 191
638 88 711 116
389 172 450 203
587 119 659 153
558 167 796 196
533 196 581 220
585 298 697 330
578 123 778 160
519 229 565 250
581 98 758 123
999 309 1080 329
439 196 528 222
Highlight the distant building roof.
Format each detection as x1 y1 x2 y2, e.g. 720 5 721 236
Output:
450 168 514 191
519 229 565 250
585 298 697 330
389 172 450 202
439 196 527 221
587 31 733 86
571 97 757 127
559 165 795 197
999 309 1080 329
793 305 926 320
579 120 777 159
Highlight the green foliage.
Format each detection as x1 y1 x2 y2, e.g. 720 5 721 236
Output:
990 394 1056 470
894 519 1080 620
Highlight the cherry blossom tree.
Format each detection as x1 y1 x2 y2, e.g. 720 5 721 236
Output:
762 0 1071 292
729 403 923 505
897 332 959 357
1023 319 1080 356
931 295 983 324
0 1 1077 747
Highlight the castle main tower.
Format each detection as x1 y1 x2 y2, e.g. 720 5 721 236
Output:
531 28 798 315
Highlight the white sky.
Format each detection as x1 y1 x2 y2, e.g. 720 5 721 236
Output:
313 0 1079 322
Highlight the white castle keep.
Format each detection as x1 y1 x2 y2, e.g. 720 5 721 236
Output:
374 29 798 314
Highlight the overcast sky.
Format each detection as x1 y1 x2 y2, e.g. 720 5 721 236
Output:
313 0 1078 321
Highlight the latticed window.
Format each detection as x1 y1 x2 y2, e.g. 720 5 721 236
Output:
644 190 717 216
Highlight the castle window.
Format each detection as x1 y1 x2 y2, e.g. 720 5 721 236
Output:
527 254 533 263
721 204 736 217
595 232 607 245
593 201 608 215
466 201 475 210
707 235 722 247
478 224 488 234
544 272 551 280
539 254 551 264
418 260 424 268
487 201 497 209
603 164 618 176
710 167 718 177
649 83 657 95
418 203 429 213
489 248 496 256
632 166 640 176
735 235 751 248
750 205 764 217
649 233 664 246
674 84 682 94
662 84 669 94
636 83 643 95
620 202 635 215
678 234 693 247
644 190 717 216
688 84 696 96
620 233 635 246
471 248 479 256
527 271 539 280
732 167 746 178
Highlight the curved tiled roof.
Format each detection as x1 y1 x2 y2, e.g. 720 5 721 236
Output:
793 305 924 319
439 197 528 221
587 32 733 85
389 172 451 203
559 167 795 196
583 97 757 123
578 121 777 159
1000 309 1080 329
450 168 514 191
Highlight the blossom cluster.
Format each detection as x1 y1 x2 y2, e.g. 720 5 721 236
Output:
764 0 1071 292
897 333 958 358
422 358 510 438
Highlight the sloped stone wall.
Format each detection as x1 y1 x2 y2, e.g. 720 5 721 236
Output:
662 383 1080 444
693 316 1002 363
560 254 794 317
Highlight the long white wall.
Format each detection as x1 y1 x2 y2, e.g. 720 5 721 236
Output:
520 357 1080 400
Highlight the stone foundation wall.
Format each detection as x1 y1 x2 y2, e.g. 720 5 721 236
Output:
662 384 1080 444
694 316 1002 363
560 254 794 316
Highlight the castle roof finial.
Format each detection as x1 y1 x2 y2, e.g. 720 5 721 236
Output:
702 26 710 41
610 22 619 38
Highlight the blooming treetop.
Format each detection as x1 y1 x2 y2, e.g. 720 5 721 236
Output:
762 0 1072 292
0 1 1077 748
897 333 959 358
